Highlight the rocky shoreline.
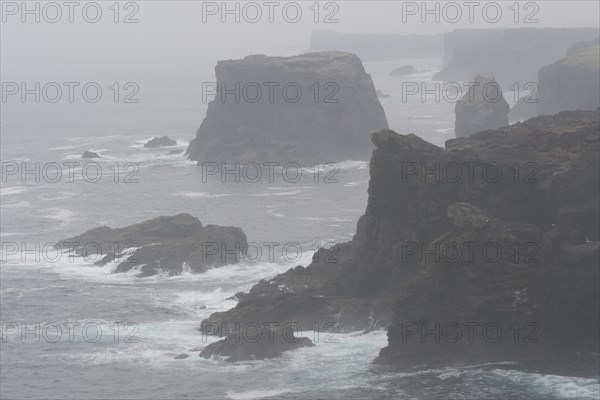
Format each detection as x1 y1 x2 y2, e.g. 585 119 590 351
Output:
200 109 600 364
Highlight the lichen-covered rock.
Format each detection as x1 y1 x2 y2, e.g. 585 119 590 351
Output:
186 52 388 165
58 214 247 277
455 75 509 137
537 38 599 115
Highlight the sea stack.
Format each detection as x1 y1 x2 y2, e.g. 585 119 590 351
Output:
454 75 509 138
186 52 388 165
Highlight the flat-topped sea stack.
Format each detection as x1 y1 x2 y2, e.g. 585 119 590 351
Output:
186 52 388 165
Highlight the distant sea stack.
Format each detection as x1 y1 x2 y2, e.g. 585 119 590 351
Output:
308 30 442 61
58 214 247 277
455 76 509 138
537 38 600 115
186 52 388 165
435 28 599 85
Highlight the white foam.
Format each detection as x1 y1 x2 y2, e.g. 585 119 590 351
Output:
226 389 294 400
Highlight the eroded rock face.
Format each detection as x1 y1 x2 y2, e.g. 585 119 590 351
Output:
199 327 314 362
375 109 600 367
538 38 600 115
144 136 177 148
58 214 247 277
186 52 388 165
455 75 509 137
202 110 599 366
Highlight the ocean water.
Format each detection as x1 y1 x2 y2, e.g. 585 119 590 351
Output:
1 60 599 400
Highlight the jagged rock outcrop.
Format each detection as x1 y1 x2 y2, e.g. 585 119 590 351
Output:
199 326 314 362
537 38 599 115
202 110 599 366
455 76 509 137
144 136 177 148
186 52 388 165
58 214 247 277
376 109 600 367
435 28 598 86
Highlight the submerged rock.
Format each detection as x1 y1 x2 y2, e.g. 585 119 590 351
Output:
81 151 100 159
186 52 388 165
58 214 247 277
199 327 314 362
144 136 177 148
174 354 189 359
454 75 509 137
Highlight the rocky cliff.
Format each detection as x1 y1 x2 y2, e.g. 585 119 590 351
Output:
201 110 599 366
434 28 599 86
186 52 388 165
537 38 599 115
377 109 600 367
455 76 509 137
58 214 247 277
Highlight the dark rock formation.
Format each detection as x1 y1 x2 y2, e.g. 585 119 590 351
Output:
308 30 442 61
509 94 538 122
537 38 599 115
81 151 100 159
376 109 600 367
202 110 599 366
186 52 388 165
199 326 314 362
455 76 509 137
144 136 177 148
58 214 247 277
390 66 418 76
435 28 599 86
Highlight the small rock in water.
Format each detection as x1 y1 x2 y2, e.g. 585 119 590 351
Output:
174 354 189 359
144 136 177 148
81 151 101 159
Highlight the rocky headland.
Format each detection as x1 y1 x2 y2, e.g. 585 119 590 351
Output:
200 109 599 365
434 28 598 86
537 38 599 115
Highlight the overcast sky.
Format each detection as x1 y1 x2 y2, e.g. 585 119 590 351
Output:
2 1 599 75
